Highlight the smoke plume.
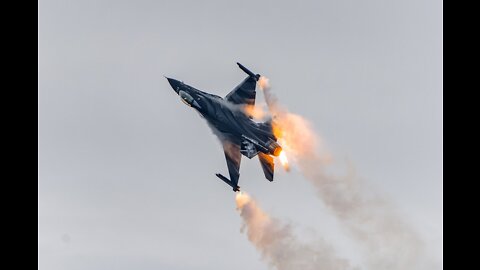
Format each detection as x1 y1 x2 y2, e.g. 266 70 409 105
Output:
236 191 356 270
250 77 433 270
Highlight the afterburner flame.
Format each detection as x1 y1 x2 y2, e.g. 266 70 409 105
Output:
278 150 290 171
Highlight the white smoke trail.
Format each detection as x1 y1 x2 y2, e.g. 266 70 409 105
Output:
300 162 429 270
257 77 435 270
236 191 356 270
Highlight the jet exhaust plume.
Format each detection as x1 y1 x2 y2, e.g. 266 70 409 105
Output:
278 150 290 172
235 191 355 270
254 76 435 270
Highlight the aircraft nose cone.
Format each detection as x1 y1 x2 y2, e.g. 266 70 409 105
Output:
165 77 180 94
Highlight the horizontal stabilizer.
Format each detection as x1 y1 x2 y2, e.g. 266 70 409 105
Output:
215 173 240 192
237 62 260 81
258 153 274 182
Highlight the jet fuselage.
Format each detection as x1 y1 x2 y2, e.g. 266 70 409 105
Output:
166 63 281 191
167 78 279 157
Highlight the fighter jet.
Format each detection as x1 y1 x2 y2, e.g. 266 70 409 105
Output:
166 63 283 192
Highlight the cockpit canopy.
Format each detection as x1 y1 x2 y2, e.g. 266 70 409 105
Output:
179 90 194 106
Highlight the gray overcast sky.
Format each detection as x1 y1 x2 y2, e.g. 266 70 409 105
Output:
38 0 442 269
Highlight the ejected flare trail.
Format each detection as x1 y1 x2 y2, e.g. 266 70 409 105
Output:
235 191 355 270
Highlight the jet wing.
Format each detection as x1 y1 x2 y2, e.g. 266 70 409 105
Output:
258 152 274 182
225 63 260 106
216 141 242 191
